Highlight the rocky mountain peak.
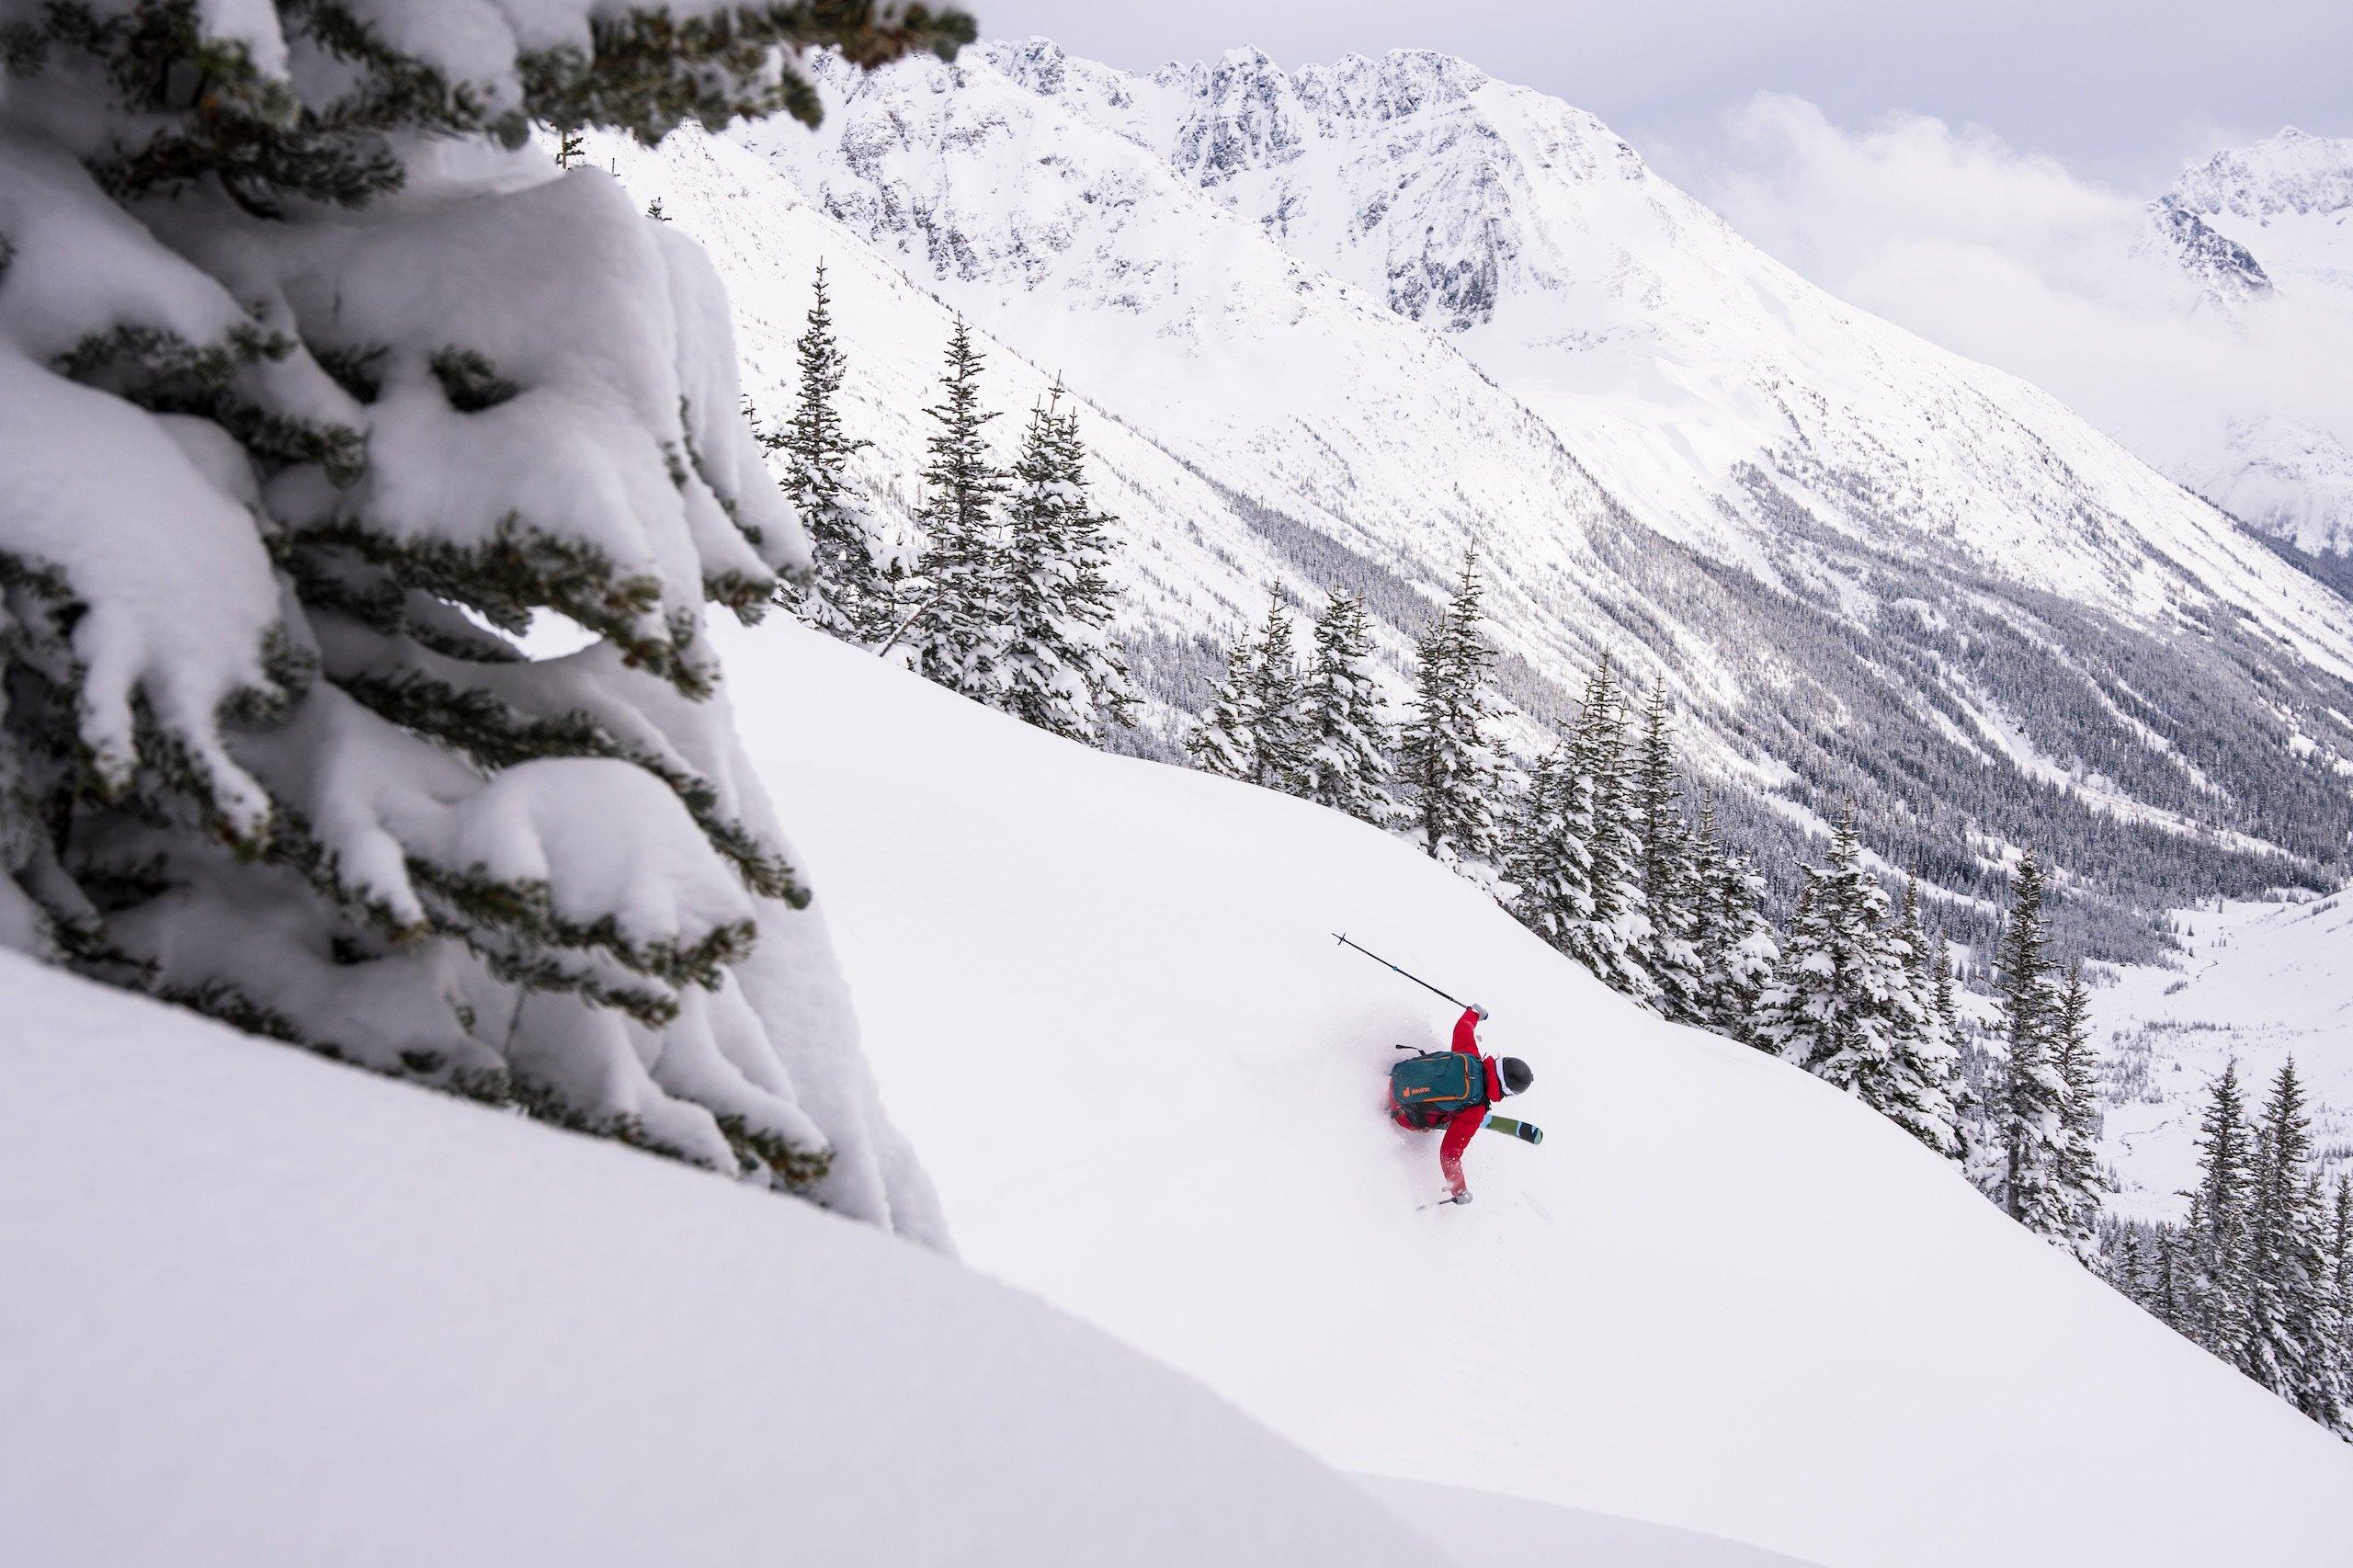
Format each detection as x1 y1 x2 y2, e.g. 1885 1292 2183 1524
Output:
2168 127 2353 222
2143 199 2275 307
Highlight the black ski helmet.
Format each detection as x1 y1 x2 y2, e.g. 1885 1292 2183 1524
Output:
1498 1057 1534 1096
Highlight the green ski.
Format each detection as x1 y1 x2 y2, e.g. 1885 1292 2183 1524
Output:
1485 1114 1543 1145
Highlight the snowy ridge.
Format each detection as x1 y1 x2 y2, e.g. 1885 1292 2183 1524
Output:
727 620 2353 1568
630 44 2353 942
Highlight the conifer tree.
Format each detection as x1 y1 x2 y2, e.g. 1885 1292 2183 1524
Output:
645 197 669 221
1559 654 1654 998
2332 1178 2353 1381
1883 878 1962 1160
2109 1223 2147 1305
2187 1060 2256 1368
1187 637 1256 780
908 318 1005 698
1931 941 1984 1168
1399 552 1500 869
1631 686 1703 1023
1300 591 1395 825
1053 401 1140 734
2246 1061 2339 1426
1752 870 1824 1051
1506 737 1597 944
1241 593 1308 793
2051 963 2108 1260
2152 1224 2189 1334
996 389 1138 743
2308 1173 2349 1426
775 261 886 642
0 0 974 1225
1994 856 2068 1236
556 126 585 168
1688 791 1779 1040
1751 808 1916 1134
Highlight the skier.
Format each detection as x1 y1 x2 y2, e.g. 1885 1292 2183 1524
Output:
1390 1005 1534 1205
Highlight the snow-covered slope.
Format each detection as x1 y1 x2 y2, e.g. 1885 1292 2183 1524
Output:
2092 889 2353 1224
0 950 1447 1568
725 619 2353 1568
674 44 2353 937
1377 1479 1818 1568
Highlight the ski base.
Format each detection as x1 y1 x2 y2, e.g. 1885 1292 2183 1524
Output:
1485 1113 1543 1145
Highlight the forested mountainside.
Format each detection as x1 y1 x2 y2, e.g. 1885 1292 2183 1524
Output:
622 43 2353 960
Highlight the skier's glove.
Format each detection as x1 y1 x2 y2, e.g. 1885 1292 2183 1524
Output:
1451 1189 1473 1205
1470 1003 1491 1020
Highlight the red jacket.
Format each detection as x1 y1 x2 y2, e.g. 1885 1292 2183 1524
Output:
1434 1007 1500 1196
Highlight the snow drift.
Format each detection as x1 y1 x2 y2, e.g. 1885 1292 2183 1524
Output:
729 620 2353 1568
0 950 1445 1568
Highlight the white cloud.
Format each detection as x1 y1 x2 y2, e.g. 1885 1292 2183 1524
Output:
1683 97 2353 550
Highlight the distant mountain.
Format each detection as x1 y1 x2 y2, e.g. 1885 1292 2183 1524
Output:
638 44 2353 959
2151 129 2353 558
2165 128 2353 312
2141 200 2273 309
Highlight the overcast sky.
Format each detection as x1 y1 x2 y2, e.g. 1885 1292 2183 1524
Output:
977 0 2348 189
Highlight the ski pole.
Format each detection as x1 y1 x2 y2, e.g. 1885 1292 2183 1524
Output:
1333 933 1468 1009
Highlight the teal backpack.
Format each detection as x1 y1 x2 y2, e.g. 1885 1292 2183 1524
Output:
1388 1051 1490 1119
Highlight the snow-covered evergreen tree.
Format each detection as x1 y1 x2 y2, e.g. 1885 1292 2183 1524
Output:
1186 637 1256 780
1399 552 1499 869
2109 1223 2148 1304
2325 1172 2343 1403
1688 791 1778 1040
996 389 1137 744
1242 593 1308 793
1753 871 1825 1053
1300 590 1394 825
1883 878 1962 1161
2332 1177 2353 1389
2187 1060 2256 1368
1993 856 2068 1237
1631 686 1702 1024
1752 808 1914 1126
773 261 885 642
0 0 972 1234
2051 963 2108 1259
1933 940 1990 1178
1559 653 1653 998
1054 400 1140 735
908 318 1004 698
2151 1223 2190 1335
2245 1061 2341 1427
1501 746 1566 931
